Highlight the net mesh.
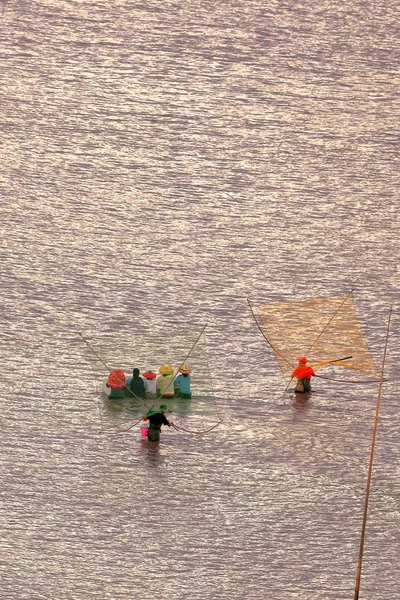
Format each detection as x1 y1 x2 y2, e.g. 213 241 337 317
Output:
84 329 218 431
254 294 380 381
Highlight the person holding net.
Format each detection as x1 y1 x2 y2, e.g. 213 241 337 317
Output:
146 405 174 442
291 357 315 393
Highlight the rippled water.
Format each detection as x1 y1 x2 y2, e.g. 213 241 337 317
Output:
1 1 399 599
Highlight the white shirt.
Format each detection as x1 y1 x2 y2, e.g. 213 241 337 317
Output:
144 378 157 394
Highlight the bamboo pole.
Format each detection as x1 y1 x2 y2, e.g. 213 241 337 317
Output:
305 288 354 357
151 323 208 404
354 306 393 600
79 325 209 431
79 331 147 403
285 355 353 392
246 298 294 369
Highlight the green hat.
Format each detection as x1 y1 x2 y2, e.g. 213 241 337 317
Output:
146 404 168 417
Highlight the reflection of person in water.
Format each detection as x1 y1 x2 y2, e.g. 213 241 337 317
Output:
146 405 173 442
291 357 315 393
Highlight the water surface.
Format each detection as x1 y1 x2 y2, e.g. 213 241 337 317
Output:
1 1 399 599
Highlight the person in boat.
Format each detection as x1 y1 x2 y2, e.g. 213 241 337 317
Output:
129 368 146 399
157 365 175 399
143 370 157 399
146 405 173 442
106 368 126 400
174 364 192 399
291 357 315 393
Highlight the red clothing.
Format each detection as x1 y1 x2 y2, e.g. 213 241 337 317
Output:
107 369 126 389
291 365 315 379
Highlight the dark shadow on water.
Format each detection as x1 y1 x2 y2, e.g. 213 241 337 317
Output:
137 438 167 467
292 393 312 414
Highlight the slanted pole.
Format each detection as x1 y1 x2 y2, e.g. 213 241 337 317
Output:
354 306 392 600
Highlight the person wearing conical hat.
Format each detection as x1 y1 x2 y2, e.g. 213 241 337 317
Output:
157 365 175 398
146 405 173 442
291 357 315 393
174 364 192 399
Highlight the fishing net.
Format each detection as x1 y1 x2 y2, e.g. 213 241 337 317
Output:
252 293 380 381
84 329 219 431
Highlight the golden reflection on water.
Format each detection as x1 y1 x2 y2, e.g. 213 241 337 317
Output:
1 0 399 599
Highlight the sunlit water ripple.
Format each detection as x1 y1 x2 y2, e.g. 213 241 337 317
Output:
1 1 399 599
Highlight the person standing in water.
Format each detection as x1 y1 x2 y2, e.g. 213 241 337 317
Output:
142 370 157 399
291 356 315 393
105 368 126 400
146 405 173 442
174 364 192 399
129 368 146 399
157 365 175 398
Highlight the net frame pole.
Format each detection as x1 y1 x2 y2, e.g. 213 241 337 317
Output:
305 288 355 357
353 305 393 600
247 298 294 369
79 332 148 404
150 323 208 404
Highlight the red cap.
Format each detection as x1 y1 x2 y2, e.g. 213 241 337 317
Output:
297 356 308 364
143 370 156 379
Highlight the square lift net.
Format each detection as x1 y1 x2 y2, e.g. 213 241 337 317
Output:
85 329 219 432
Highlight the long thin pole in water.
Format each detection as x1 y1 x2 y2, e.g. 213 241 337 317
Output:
79 332 112 371
177 323 208 372
246 298 294 368
305 288 355 357
78 331 149 405
151 323 208 403
354 305 393 600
